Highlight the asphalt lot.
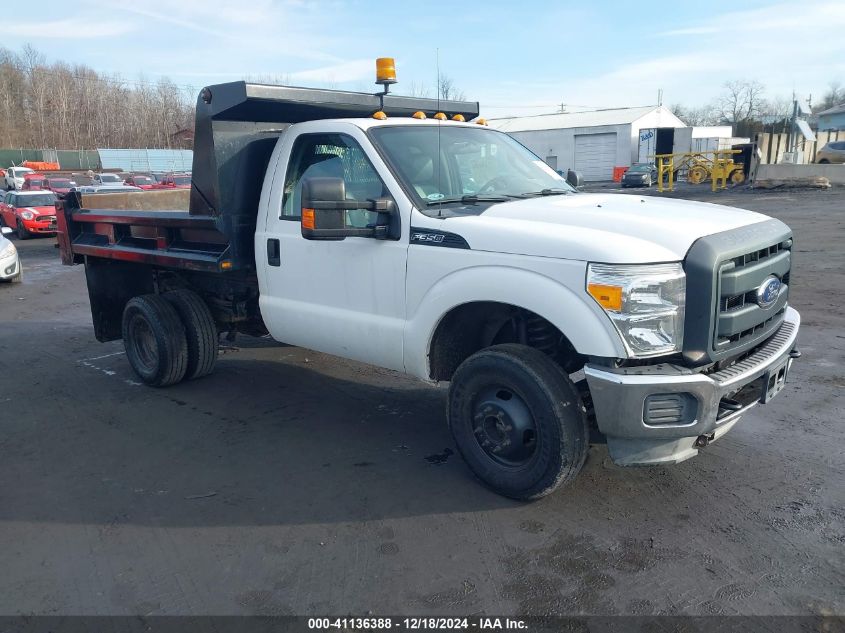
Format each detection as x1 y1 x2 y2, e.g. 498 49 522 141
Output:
0 185 843 617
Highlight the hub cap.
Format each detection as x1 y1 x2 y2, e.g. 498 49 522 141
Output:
472 387 537 467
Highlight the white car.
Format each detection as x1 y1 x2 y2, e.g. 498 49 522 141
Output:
92 173 125 187
0 226 21 282
4 166 34 191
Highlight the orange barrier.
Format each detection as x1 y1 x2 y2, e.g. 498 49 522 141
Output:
22 161 60 171
612 166 628 182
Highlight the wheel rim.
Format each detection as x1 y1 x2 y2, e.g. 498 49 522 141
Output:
472 386 537 467
129 314 158 372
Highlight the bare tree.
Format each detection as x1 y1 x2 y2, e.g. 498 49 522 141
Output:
814 81 844 112
670 103 718 126
716 79 765 123
437 75 465 102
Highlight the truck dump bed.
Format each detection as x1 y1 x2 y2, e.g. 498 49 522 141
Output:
58 81 480 274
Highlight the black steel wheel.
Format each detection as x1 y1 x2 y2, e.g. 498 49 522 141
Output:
122 294 188 387
448 344 589 500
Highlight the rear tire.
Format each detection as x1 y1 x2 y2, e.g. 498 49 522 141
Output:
164 289 218 380
122 294 188 387
447 344 589 500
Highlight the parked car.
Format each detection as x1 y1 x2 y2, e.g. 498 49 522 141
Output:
123 174 157 190
0 190 58 239
92 173 125 186
155 173 191 189
816 141 845 164
0 226 21 282
621 163 657 188
42 176 75 198
71 185 142 194
4 166 35 190
21 174 46 190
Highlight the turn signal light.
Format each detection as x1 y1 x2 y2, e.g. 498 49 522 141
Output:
588 283 623 311
302 208 316 230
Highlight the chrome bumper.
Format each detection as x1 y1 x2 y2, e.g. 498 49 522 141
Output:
585 306 800 466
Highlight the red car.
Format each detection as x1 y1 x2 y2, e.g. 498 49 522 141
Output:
0 190 58 239
155 173 191 189
43 176 75 198
21 173 46 190
123 174 157 190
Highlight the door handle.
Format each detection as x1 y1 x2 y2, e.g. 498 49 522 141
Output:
267 238 280 266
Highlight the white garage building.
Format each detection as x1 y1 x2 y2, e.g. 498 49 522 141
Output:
489 106 688 181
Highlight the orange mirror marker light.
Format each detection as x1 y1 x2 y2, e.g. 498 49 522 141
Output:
301 208 316 230
220 260 233 271
433 112 447 120
372 111 387 120
412 111 426 119
587 283 623 311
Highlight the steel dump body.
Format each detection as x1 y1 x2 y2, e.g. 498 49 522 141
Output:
58 81 479 274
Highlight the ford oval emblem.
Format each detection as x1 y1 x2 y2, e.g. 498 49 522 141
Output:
756 275 782 309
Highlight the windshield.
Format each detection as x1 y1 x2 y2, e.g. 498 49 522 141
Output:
99 174 121 183
18 194 56 207
132 176 153 185
628 164 652 173
172 176 190 185
370 125 572 212
13 168 32 177
47 178 71 187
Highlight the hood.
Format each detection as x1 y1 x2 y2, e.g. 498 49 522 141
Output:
437 193 774 263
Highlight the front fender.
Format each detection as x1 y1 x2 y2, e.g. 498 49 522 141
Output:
403 264 625 380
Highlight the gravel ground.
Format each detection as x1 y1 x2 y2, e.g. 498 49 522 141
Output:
0 185 842 617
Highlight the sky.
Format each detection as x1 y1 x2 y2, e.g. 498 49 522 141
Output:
4 0 845 118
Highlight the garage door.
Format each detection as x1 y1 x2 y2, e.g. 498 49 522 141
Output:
574 133 617 181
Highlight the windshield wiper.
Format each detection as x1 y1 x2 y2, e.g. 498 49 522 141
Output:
426 194 516 206
522 188 572 197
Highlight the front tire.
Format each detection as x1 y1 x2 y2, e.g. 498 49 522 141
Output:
448 344 589 500
163 289 218 380
16 219 30 240
122 294 188 387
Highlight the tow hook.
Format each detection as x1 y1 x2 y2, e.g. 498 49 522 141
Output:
695 433 715 448
789 348 802 359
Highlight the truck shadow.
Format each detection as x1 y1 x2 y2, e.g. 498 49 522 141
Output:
0 323 767 529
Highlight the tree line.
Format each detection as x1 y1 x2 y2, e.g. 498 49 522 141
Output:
0 45 194 151
671 80 844 137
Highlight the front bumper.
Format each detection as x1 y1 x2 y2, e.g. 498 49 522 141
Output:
585 306 800 466
23 218 57 234
0 250 19 279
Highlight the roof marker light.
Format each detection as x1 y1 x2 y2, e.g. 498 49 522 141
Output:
476 118 488 126
412 111 426 119
433 112 447 120
372 111 387 120
451 114 465 122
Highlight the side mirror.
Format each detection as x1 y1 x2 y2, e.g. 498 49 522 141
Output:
1 226 12 235
301 176 396 241
566 169 584 188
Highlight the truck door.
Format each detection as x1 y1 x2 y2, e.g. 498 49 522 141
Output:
258 128 408 372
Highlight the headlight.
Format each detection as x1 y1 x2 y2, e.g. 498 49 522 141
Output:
0 241 15 258
587 263 685 358
20 210 35 220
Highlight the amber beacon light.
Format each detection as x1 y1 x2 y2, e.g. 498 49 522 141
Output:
375 58 397 86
